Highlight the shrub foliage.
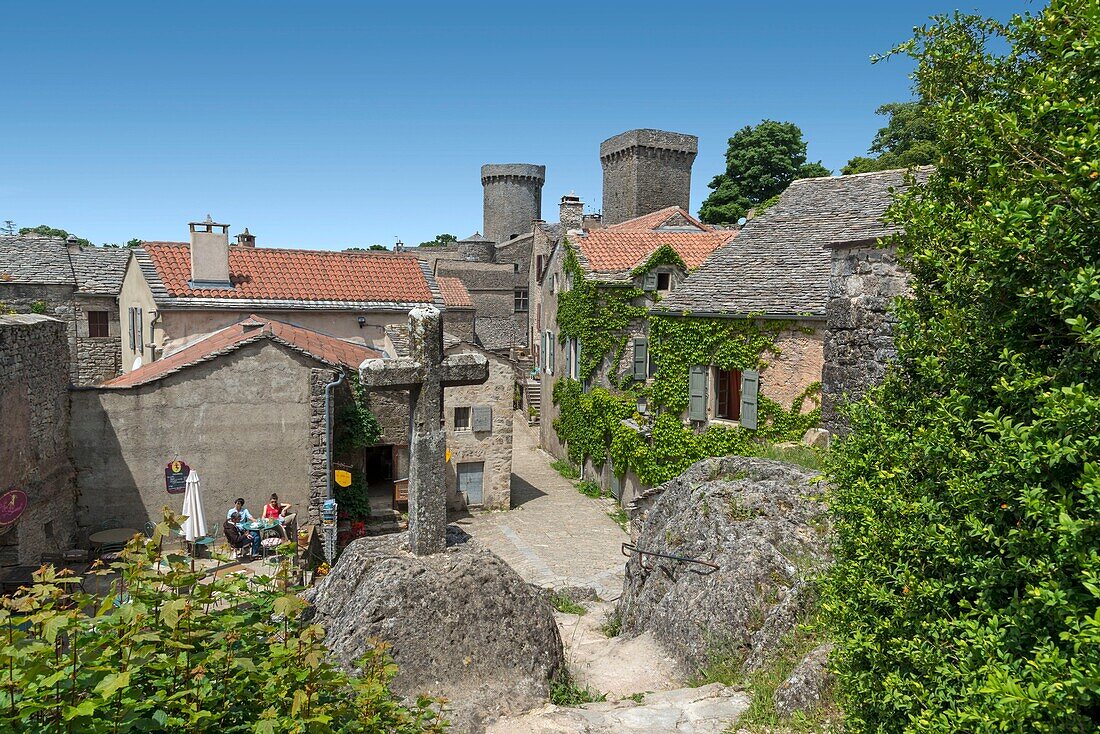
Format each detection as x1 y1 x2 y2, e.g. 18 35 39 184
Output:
0 512 446 733
823 3 1100 731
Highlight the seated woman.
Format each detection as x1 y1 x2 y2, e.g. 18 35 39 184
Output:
262 493 297 540
223 512 260 558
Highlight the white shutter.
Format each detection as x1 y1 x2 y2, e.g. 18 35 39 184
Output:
740 370 759 430
688 365 708 421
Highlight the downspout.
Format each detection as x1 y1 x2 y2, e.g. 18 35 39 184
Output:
324 369 347 501
322 369 346 565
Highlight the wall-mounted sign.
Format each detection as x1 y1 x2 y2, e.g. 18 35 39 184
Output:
334 469 352 488
0 489 29 527
165 460 190 494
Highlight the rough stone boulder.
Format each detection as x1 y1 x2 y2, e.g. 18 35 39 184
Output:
621 456 831 673
304 527 565 733
773 643 834 718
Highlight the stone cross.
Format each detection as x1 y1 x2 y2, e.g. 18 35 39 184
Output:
359 305 488 555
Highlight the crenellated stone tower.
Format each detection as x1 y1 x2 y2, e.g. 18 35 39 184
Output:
481 163 545 244
600 129 698 225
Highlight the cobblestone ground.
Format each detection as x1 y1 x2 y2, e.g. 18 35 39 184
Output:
453 412 628 600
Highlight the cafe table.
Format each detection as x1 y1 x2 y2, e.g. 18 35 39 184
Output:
88 528 141 546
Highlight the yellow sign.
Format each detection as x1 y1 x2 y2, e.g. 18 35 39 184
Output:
334 469 352 488
445 448 451 463
171 460 182 474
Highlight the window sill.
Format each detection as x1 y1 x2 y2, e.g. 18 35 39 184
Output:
709 417 742 428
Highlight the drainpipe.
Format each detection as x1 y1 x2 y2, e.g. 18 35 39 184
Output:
322 369 346 565
324 369 347 501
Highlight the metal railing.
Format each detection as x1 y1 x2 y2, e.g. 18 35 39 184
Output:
621 543 719 573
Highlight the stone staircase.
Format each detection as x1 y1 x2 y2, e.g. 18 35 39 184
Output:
524 381 541 425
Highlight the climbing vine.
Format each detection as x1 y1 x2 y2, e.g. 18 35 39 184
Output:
551 312 821 486
555 240 647 381
630 244 686 276
334 372 383 456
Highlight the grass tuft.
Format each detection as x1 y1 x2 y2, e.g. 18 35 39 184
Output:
577 480 603 498
549 591 587 615
600 610 622 638
759 443 823 471
549 672 606 706
550 459 581 479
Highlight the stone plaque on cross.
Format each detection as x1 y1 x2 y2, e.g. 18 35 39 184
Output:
359 305 488 555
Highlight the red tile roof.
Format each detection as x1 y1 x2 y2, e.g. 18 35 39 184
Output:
142 243 434 303
101 314 380 388
574 207 735 272
435 276 473 308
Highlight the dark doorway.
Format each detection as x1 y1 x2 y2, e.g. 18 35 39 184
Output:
716 369 742 421
364 444 396 516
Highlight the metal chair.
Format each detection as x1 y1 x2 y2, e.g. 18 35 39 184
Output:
192 522 219 559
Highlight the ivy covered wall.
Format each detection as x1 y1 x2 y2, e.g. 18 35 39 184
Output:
545 239 823 490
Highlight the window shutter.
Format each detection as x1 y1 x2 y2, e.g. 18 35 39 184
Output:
128 308 136 351
548 332 555 374
740 369 759 430
136 308 143 355
688 365 708 421
571 338 580 379
632 338 648 380
472 405 493 433
642 271 658 291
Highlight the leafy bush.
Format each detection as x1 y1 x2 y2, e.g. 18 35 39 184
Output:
576 480 603 498
549 459 580 480
823 3 1100 731
0 511 446 733
548 672 605 706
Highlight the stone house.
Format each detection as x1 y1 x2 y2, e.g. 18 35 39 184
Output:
382 326 514 511
118 217 472 371
538 206 736 460
0 235 129 385
657 167 929 435
71 314 382 532
0 314 78 566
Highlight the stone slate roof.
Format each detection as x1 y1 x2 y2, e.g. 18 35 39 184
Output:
71 247 130 295
436 276 474 308
139 243 440 311
0 235 130 295
656 167 930 319
435 260 516 290
102 314 381 388
570 206 734 277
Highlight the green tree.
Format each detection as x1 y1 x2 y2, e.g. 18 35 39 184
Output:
824 3 1100 731
18 224 91 247
842 101 939 174
368 244 388 251
698 120 830 225
417 234 457 248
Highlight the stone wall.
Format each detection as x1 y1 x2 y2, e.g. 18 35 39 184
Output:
442 345 514 510
0 315 77 564
822 242 910 433
0 283 79 382
764 323 825 409
71 341 317 532
74 294 122 385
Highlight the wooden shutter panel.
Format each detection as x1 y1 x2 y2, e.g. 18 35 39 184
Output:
740 369 759 430
642 271 658 291
688 365 708 421
136 308 143 354
548 332 555 374
572 339 581 379
128 308 136 351
472 405 493 433
632 338 648 380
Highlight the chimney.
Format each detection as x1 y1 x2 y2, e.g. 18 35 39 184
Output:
582 213 605 231
559 192 583 231
65 234 83 254
188 215 232 289
235 228 256 247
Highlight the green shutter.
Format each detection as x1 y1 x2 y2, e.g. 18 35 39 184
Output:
688 365 707 421
632 338 648 380
472 405 493 433
642 271 658 291
740 369 759 430
548 332 555 374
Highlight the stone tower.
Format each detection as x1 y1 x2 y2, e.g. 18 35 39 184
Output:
600 129 698 225
481 163 546 243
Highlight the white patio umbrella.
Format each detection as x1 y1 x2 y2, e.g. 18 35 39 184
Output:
180 470 207 543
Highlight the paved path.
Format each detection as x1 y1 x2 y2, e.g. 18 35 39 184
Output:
453 413 627 600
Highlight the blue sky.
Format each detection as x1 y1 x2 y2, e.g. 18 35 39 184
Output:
2 0 1022 250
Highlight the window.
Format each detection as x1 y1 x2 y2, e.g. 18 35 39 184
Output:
454 407 471 431
536 255 545 277
715 368 742 421
656 272 671 291
568 338 580 379
513 262 520 274
127 307 143 354
514 288 529 312
549 273 557 295
88 310 109 338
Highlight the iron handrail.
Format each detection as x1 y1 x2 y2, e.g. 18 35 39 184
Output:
621 543 719 573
